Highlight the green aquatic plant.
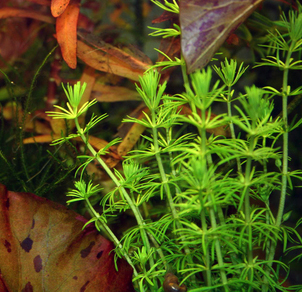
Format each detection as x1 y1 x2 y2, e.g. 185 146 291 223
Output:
46 3 302 292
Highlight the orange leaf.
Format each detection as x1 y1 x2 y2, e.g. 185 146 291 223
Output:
51 0 70 17
56 0 80 69
0 184 134 292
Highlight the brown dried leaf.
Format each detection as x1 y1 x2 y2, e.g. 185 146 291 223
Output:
77 31 151 81
117 122 146 158
92 83 141 102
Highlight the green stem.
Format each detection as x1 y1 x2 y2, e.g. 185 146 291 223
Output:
85 197 139 278
200 104 228 290
74 117 153 291
262 42 293 292
151 110 192 260
242 136 255 269
227 85 242 174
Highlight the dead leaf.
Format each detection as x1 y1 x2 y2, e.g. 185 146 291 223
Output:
92 83 141 102
56 0 80 69
117 122 146 158
77 31 151 81
77 66 96 125
179 0 263 73
2 103 52 134
51 0 70 17
49 107 70 134
23 134 122 168
117 104 147 158
0 183 134 292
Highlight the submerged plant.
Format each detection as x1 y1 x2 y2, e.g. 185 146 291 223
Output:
46 3 302 292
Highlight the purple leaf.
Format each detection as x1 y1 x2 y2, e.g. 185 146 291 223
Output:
179 0 263 73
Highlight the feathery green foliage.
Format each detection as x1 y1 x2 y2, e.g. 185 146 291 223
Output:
46 3 302 292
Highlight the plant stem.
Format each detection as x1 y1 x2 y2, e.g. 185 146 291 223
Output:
151 109 195 268
227 86 242 173
242 135 255 269
262 42 293 292
74 117 153 291
85 197 139 277
200 103 228 290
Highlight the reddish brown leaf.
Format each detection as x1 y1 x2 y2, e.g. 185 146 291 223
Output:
51 0 70 17
77 31 151 81
0 7 54 23
152 10 179 24
0 17 42 67
56 0 80 69
156 37 181 82
49 108 71 134
27 0 51 5
179 0 263 73
0 183 134 292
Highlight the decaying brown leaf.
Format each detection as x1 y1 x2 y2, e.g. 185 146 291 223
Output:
77 31 151 81
91 83 141 102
